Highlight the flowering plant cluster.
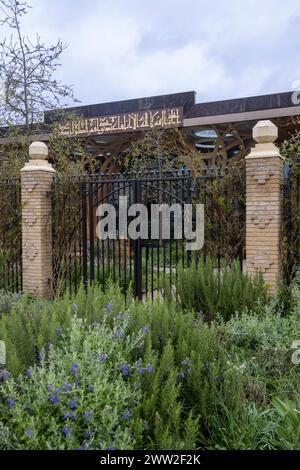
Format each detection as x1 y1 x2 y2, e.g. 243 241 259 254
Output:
0 315 146 450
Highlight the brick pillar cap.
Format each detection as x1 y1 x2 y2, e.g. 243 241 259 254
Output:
29 141 48 160
253 120 278 144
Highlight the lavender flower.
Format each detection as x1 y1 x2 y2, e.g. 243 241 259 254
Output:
84 411 89 420
123 409 131 420
63 412 70 420
0 369 10 381
115 330 124 340
86 430 91 439
146 364 153 373
63 427 70 437
70 398 78 409
69 363 79 375
62 382 71 391
48 384 53 392
88 384 94 393
7 398 14 408
120 363 129 376
26 428 32 437
139 368 145 376
106 302 113 312
143 326 149 334
49 391 60 405
26 368 32 378
116 312 123 320
101 353 107 364
107 444 116 450
72 412 77 420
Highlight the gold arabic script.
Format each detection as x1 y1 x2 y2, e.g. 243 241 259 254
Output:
58 107 183 136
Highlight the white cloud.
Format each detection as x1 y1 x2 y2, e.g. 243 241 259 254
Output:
2 0 300 105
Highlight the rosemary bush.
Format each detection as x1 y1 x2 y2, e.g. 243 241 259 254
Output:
176 257 267 320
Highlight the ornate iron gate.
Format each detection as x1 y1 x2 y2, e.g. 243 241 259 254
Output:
52 168 245 298
81 171 195 299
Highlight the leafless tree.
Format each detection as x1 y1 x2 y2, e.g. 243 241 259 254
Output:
0 0 78 134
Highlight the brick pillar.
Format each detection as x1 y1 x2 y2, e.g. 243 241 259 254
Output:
21 142 56 298
246 120 284 292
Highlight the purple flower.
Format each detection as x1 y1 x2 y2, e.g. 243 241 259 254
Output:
0 369 10 381
7 398 14 408
49 391 60 405
75 380 79 389
47 384 53 392
115 330 124 340
26 368 32 378
70 398 77 409
26 428 32 437
62 427 70 437
146 364 153 373
117 312 123 320
88 384 94 393
107 444 116 450
84 411 89 420
72 412 77 420
86 430 91 439
123 409 131 420
63 412 70 420
69 363 79 375
139 368 145 376
120 363 129 376
62 382 71 391
101 353 107 364
106 302 113 312
143 326 149 334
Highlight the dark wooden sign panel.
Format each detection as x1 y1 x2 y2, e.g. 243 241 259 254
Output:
58 107 183 137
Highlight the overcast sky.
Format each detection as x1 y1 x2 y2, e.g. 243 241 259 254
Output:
3 0 300 107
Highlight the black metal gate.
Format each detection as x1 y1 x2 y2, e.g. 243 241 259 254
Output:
81 171 195 300
52 167 245 298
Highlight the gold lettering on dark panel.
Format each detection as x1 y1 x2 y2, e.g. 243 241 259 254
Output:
58 107 183 137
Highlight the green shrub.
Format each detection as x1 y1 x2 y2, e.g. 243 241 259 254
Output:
124 298 244 448
0 289 20 317
272 397 300 449
220 306 300 381
176 258 267 321
0 316 144 450
0 283 126 376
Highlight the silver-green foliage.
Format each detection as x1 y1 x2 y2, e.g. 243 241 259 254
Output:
0 316 144 450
